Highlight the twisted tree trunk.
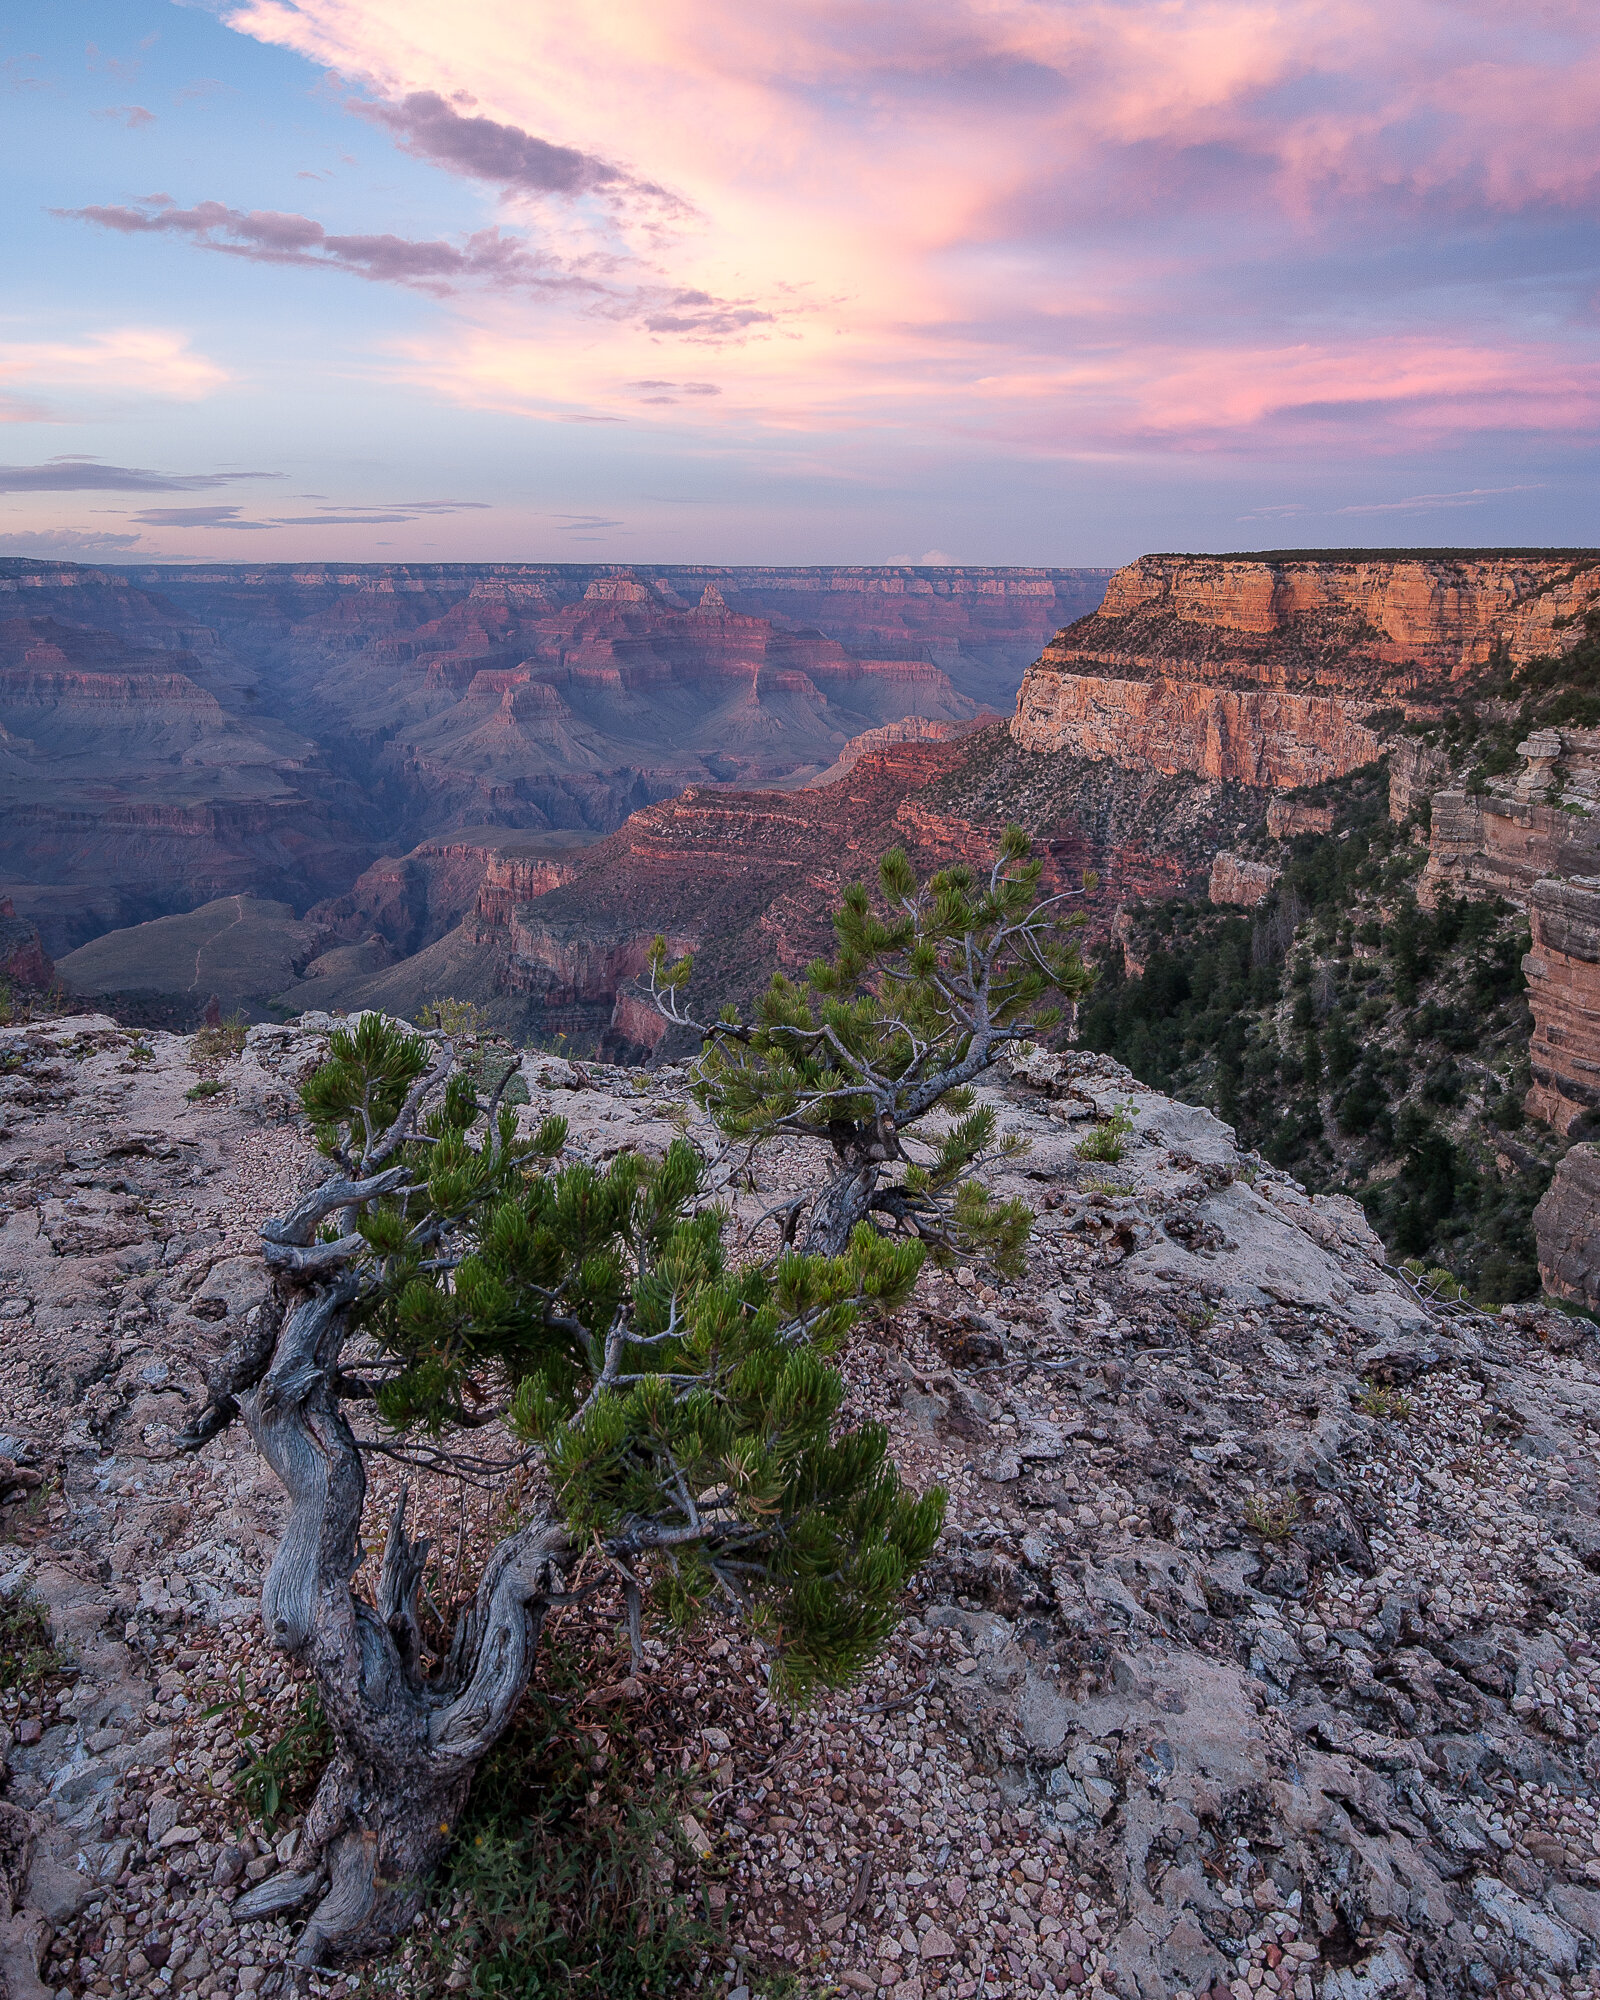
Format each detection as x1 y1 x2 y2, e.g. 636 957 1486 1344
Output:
802 1116 903 1256
802 1158 879 1256
191 1265 574 1968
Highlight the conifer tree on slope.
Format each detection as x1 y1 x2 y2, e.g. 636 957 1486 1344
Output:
180 1014 943 1969
651 830 1095 1264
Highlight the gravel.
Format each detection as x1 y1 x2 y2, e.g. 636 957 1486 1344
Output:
4 1018 1600 1999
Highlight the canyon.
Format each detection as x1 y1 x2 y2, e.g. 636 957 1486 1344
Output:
1 560 1107 956
339 551 1598 1056
20 545 1600 1313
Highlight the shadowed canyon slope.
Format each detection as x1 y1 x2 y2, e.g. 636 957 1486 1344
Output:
0 560 1106 954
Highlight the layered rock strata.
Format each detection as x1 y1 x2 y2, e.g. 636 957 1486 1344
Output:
1524 877 1600 1133
284 729 1266 1054
1208 851 1280 907
1013 553 1600 791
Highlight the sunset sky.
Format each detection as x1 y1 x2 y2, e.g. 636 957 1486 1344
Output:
4 0 1597 565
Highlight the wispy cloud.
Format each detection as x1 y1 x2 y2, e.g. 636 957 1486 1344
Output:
0 459 277 493
62 197 773 338
131 504 272 528
350 89 683 217
0 329 228 407
1336 485 1549 516
61 196 591 299
0 527 144 559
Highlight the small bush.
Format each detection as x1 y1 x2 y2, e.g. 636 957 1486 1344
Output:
1354 1381 1414 1422
193 1012 248 1062
1244 1493 1299 1542
205 1680 332 1833
418 996 492 1041
185 1078 226 1102
1076 1104 1136 1163
0 1592 67 1688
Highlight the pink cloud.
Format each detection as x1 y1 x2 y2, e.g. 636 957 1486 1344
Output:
192 1 1600 461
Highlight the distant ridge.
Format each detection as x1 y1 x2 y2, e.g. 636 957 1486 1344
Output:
1150 547 1599 562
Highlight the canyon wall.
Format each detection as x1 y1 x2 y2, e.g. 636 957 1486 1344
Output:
1524 878 1600 1134
1014 672 1383 789
394 727 1267 1055
1 559 1107 954
1012 552 1600 789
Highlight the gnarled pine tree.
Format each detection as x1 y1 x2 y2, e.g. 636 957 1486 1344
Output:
650 830 1094 1263
180 1014 943 1970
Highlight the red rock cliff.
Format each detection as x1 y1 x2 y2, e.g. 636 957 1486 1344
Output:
1013 553 1600 789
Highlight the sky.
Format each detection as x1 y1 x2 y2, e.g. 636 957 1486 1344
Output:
2 0 1597 567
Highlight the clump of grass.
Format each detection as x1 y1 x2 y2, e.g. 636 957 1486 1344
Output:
1244 1492 1300 1542
0 1592 68 1689
1354 1380 1415 1421
1076 1104 1136 1164
192 1011 248 1062
185 1078 226 1102
386 1637 715 1999
204 1678 332 1833
1084 1173 1134 1197
126 1037 155 1065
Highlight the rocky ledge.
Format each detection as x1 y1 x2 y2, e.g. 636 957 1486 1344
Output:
2 1019 1599 2000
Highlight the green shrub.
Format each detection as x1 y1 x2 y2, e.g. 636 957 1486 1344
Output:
403 1641 714 2000
0 1592 67 1688
1244 1493 1299 1542
192 1012 248 1061
1076 1105 1135 1163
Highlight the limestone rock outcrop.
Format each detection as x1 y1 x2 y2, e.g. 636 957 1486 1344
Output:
1534 1144 1600 1309
1388 737 1452 821
1265 796 1337 840
1208 851 1280 907
1524 877 1600 1132
1012 552 1600 791
8 1016 1600 2000
1420 791 1600 910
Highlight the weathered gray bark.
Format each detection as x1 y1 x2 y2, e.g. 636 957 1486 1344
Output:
189 1264 574 1968
801 1157 879 1256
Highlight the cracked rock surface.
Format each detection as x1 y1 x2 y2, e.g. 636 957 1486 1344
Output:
3 1019 1600 2000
